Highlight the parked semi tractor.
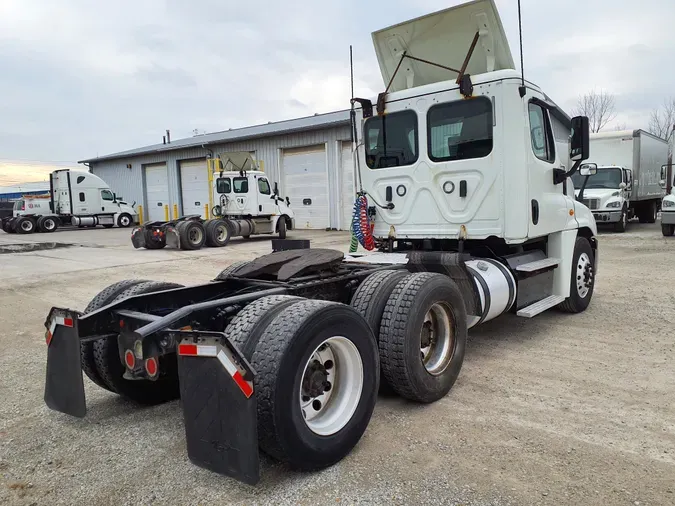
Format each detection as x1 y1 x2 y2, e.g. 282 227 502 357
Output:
131 152 295 250
571 130 668 232
1 169 138 234
42 0 598 486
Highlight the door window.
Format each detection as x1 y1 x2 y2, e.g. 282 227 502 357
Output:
233 177 249 193
528 103 555 163
258 178 271 195
427 97 493 161
101 189 114 201
364 110 418 169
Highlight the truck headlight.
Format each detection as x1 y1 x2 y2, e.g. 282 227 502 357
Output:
606 201 621 208
663 200 675 208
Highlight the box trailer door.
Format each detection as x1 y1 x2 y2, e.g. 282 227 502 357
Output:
144 163 169 222
341 141 356 231
282 145 329 230
179 159 209 218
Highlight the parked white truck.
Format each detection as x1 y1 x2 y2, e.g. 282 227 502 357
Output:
131 152 295 250
42 0 599 486
571 130 668 232
1 169 138 234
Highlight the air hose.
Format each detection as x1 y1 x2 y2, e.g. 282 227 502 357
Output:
351 194 375 251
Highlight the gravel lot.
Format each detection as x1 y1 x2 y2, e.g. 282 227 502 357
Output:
1 224 674 505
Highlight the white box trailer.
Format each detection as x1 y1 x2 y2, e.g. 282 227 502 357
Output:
1 169 138 234
572 130 668 232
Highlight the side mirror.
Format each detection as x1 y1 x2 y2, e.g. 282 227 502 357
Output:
619 182 627 190
274 182 279 196
579 163 597 176
661 179 667 187
570 116 590 162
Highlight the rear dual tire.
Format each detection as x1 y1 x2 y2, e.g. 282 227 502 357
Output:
37 216 58 233
177 221 206 250
205 219 231 247
224 297 378 471
15 216 36 234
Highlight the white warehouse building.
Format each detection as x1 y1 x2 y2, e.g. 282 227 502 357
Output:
80 110 356 230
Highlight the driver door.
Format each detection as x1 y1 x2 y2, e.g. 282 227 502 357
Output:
100 189 118 214
527 99 572 237
256 175 275 215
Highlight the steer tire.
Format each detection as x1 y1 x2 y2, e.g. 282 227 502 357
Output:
614 207 627 233
81 279 151 391
379 272 468 404
662 224 675 236
15 216 36 234
37 216 58 233
251 300 379 470
557 237 595 313
277 216 287 239
92 281 184 404
205 219 231 247
350 269 409 395
177 221 206 250
215 260 250 280
117 213 133 228
224 295 304 359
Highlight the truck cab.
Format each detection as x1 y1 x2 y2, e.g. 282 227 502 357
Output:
660 170 675 235
571 165 632 231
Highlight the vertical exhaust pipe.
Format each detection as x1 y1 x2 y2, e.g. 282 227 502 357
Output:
166 129 171 144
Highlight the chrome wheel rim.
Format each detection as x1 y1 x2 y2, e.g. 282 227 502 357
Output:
299 336 363 436
21 221 33 232
45 219 55 230
420 302 455 375
576 252 593 298
120 215 130 226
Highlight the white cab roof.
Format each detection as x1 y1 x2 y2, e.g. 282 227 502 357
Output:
372 0 515 92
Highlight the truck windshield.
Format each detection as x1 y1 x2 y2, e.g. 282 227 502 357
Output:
571 168 623 189
364 110 418 169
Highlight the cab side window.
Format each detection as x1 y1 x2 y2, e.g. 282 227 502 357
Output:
233 177 249 193
101 189 114 201
528 103 555 163
216 177 231 194
258 178 271 195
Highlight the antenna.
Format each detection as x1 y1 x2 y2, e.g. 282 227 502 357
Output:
517 0 526 98
349 44 364 193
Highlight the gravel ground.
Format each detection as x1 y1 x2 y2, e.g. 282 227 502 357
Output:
1 224 674 505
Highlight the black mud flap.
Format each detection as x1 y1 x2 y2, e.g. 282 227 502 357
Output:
43 308 86 418
177 333 259 485
165 226 180 249
131 227 146 249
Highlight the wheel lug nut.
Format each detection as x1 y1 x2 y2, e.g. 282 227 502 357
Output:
324 360 334 370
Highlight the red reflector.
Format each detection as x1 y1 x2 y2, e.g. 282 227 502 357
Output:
178 343 198 356
63 318 74 327
124 350 135 369
232 371 253 398
45 331 53 346
145 357 158 377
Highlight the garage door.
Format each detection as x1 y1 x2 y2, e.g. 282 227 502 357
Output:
144 163 169 222
282 145 329 229
341 141 356 230
179 159 209 218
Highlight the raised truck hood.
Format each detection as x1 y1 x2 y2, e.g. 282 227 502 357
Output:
371 0 515 93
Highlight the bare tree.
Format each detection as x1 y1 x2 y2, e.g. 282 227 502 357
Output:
648 97 675 140
573 89 617 133
614 122 628 131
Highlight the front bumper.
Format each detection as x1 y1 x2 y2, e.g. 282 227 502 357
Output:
592 210 622 223
661 211 675 225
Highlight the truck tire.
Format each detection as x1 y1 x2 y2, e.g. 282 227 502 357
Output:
117 213 133 228
646 201 658 224
37 216 58 233
143 228 166 249
379 272 468 403
277 216 287 239
92 281 184 404
215 260 250 280
614 207 627 233
15 216 36 234
2 219 14 233
251 300 378 470
81 279 152 391
662 224 675 236
557 237 595 313
224 295 304 358
350 269 409 394
205 219 231 247
177 221 206 250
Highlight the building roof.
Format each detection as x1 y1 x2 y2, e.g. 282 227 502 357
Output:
80 109 352 164
0 181 50 200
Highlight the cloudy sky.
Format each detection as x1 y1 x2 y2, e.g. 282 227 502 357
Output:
1 0 674 184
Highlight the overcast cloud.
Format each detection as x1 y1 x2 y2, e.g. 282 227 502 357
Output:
1 0 674 183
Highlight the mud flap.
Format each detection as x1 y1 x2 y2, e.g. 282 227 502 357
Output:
43 308 86 418
165 226 180 249
131 227 146 249
177 334 259 485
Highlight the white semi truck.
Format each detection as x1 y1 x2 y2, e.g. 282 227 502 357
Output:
572 130 668 232
41 0 598 486
131 152 295 249
1 169 138 234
